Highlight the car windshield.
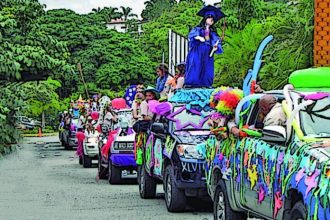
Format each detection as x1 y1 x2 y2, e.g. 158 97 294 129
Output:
300 98 330 138
169 106 213 131
116 109 133 127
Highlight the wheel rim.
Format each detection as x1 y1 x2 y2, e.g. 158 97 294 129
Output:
217 191 225 220
140 167 144 194
166 174 172 206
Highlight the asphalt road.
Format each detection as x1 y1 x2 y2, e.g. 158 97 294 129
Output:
0 136 213 220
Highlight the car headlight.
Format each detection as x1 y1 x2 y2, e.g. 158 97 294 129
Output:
176 144 204 159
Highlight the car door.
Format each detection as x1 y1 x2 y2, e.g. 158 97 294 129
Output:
239 95 287 219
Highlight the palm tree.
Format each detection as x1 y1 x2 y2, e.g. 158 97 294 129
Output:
120 6 138 31
92 7 102 13
120 6 137 21
104 7 121 23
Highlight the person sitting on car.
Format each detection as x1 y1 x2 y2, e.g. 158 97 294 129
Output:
132 86 159 133
230 94 286 137
84 124 99 141
103 105 118 128
258 94 286 128
141 86 160 121
132 84 145 124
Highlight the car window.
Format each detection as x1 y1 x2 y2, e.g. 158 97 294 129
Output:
246 96 285 130
300 98 330 138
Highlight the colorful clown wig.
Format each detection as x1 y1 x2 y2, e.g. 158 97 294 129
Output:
210 87 243 117
210 86 230 108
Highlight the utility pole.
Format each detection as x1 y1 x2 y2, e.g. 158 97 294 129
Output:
77 63 89 99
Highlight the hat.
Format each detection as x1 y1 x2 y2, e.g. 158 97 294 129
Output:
176 62 186 67
144 86 160 100
197 5 225 23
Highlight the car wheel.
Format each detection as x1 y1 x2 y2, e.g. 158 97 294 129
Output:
108 160 121 184
289 201 307 220
164 165 186 212
214 180 246 220
82 151 92 168
138 165 156 199
98 153 108 179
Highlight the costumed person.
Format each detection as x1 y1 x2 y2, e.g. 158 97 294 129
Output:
133 86 160 165
76 127 85 160
140 86 160 121
185 5 225 88
132 84 145 125
209 87 243 139
91 94 99 112
155 63 172 97
72 103 80 119
103 105 118 128
167 62 186 99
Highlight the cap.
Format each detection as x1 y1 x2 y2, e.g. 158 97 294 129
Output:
144 86 160 100
197 5 225 23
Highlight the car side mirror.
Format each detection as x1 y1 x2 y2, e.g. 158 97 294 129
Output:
261 125 286 143
151 122 166 134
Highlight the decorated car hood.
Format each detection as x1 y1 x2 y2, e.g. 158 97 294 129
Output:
304 140 330 162
173 130 210 144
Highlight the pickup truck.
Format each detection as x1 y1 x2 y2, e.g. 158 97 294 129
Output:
98 108 137 184
206 67 330 220
59 118 79 150
137 89 214 212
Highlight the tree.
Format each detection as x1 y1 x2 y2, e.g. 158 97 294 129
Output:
0 0 71 151
141 0 177 21
120 6 137 21
120 6 138 31
92 7 102 13
104 7 121 23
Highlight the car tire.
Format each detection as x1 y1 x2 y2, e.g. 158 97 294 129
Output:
214 180 246 220
164 165 186 212
98 153 108 179
138 165 156 199
288 201 307 220
82 151 92 168
108 160 121 184
64 140 71 150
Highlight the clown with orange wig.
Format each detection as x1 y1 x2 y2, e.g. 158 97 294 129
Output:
209 87 243 137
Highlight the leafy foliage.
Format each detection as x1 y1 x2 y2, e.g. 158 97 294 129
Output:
215 0 314 90
0 0 72 152
141 0 177 21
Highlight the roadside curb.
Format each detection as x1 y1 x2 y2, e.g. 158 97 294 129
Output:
22 133 58 137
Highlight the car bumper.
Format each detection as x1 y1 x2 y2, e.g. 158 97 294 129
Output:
84 144 99 156
110 154 137 167
68 138 78 147
174 158 208 197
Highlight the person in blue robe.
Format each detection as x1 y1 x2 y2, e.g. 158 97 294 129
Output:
185 5 225 88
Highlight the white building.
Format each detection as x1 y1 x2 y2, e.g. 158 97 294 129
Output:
106 19 127 33
106 19 144 34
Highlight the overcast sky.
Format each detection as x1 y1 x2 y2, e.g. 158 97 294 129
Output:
38 0 220 18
